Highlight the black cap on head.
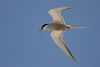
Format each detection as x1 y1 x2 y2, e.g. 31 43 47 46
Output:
39 23 49 33
41 24 49 30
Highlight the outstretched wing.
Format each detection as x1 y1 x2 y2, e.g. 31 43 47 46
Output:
50 31 76 61
48 6 71 24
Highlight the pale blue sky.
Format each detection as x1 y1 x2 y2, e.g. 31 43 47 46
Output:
0 0 100 67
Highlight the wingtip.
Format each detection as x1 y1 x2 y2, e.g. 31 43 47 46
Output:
58 6 72 11
72 58 76 62
70 55 76 62
48 6 72 13
65 6 72 9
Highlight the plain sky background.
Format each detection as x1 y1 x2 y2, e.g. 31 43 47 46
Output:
0 0 100 67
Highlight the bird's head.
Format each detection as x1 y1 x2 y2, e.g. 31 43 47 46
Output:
39 23 49 32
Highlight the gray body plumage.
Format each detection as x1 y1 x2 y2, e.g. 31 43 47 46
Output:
47 23 70 31
40 6 86 61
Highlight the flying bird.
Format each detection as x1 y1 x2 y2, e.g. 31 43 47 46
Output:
40 6 86 61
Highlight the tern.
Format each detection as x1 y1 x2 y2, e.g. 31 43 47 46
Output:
40 6 86 61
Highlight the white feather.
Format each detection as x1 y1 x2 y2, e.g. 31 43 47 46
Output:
48 7 71 24
51 31 76 61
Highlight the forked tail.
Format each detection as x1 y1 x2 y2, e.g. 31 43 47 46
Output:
70 26 88 29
